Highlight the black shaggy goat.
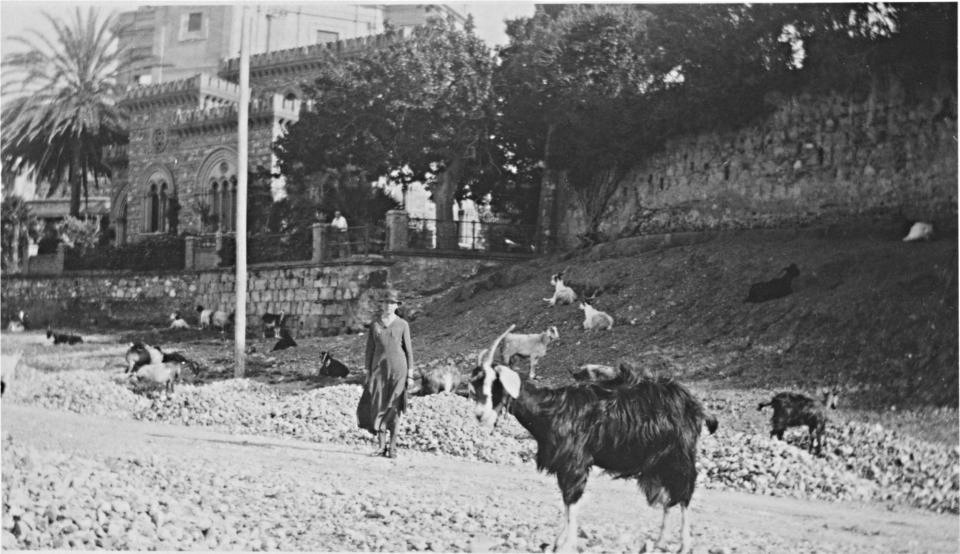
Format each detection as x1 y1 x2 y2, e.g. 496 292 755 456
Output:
271 328 297 352
318 351 349 377
744 263 800 303
46 329 83 345
469 325 718 553
758 388 838 456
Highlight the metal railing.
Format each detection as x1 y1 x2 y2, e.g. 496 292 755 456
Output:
408 217 537 254
321 225 386 260
215 229 313 266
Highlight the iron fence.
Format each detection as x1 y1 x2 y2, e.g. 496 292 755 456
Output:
63 235 186 271
408 218 537 254
215 229 313 266
321 225 386 260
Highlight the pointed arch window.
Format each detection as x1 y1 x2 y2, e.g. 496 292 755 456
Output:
147 184 160 232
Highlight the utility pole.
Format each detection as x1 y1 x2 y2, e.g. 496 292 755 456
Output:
235 5 250 378
265 11 273 53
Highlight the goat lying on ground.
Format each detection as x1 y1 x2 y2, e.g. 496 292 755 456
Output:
498 326 559 379
261 311 286 338
6 310 28 332
169 312 190 329
130 361 182 395
419 365 461 395
125 342 202 375
46 329 83 345
758 388 839 456
569 363 617 382
579 302 614 331
469 325 718 553
318 351 349 377
902 221 934 242
744 263 800 303
543 273 577 306
271 327 297 352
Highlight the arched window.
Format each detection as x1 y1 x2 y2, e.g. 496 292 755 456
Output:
148 184 159 232
159 182 169 231
210 180 221 231
198 149 238 233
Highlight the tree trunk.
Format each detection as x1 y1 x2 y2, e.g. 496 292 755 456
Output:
69 150 82 218
434 156 462 250
535 123 559 253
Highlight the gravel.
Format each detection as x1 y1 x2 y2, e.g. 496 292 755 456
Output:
5 368 957 522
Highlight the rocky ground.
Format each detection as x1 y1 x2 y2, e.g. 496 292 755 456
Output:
2 226 958 551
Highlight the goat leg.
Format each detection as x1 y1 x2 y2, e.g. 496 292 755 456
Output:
677 504 691 554
652 505 671 551
552 500 579 553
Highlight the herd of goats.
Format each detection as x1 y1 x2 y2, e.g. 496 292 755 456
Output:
0 246 875 553
1 219 933 552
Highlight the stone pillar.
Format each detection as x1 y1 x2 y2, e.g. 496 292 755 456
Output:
55 243 66 274
312 223 326 263
535 171 558 254
385 210 409 252
184 236 196 270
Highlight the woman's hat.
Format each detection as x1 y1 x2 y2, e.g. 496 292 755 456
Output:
381 289 402 304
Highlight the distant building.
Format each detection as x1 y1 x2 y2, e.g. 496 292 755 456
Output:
88 3 473 245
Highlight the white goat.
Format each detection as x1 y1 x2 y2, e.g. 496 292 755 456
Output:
579 302 613 331
131 362 182 394
499 326 559 379
902 221 934 242
543 273 577 306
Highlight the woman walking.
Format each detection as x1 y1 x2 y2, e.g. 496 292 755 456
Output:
357 289 413 458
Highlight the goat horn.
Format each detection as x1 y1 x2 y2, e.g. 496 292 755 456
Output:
484 324 516 369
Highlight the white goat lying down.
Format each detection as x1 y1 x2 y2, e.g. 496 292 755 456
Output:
543 273 577 306
579 301 613 331
169 312 190 329
902 221 934 242
498 326 559 379
469 325 718 554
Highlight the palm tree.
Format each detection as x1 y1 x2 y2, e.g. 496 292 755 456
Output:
1 8 133 217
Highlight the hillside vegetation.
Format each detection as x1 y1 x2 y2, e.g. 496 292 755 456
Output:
411 225 958 411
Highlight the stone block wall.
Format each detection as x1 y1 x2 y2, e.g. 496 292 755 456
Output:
556 87 958 249
1 254 509 336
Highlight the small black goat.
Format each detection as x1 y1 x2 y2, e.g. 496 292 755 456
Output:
318 351 349 377
758 388 839 456
744 263 800 303
46 329 83 345
271 327 297 352
469 325 718 553
261 311 286 338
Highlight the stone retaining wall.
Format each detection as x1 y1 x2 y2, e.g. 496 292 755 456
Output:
1 255 507 336
555 86 958 249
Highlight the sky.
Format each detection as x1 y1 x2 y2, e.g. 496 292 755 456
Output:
0 1 536 52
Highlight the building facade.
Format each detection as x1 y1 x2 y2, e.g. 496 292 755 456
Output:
101 4 466 244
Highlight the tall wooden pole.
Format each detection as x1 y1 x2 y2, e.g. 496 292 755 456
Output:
235 5 250 378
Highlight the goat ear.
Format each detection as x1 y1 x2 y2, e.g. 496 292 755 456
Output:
497 365 522 398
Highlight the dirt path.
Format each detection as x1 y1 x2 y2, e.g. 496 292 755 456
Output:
2 404 955 553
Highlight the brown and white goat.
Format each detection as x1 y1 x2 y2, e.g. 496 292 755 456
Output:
498 326 559 379
469 325 718 553
579 301 613 331
543 273 577 306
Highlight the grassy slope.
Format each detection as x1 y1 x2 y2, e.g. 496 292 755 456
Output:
410 227 958 415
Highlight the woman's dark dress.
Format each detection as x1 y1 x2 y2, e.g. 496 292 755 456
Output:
357 317 412 434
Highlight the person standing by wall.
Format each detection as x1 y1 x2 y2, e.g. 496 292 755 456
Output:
357 289 412 458
330 210 349 258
